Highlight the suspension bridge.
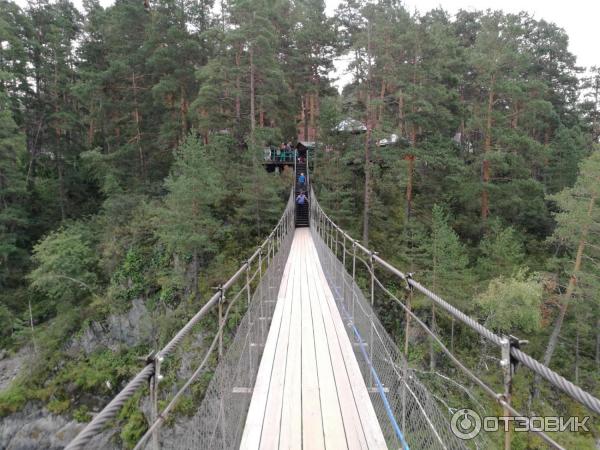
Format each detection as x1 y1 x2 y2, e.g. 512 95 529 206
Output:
66 154 600 450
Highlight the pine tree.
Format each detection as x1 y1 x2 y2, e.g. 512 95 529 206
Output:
0 86 29 289
154 135 227 297
540 151 600 371
290 0 337 141
427 204 470 365
26 0 84 221
477 221 524 280
467 12 526 223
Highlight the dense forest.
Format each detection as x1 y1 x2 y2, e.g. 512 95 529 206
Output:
0 0 599 447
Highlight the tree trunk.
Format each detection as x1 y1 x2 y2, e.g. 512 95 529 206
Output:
378 79 386 127
310 93 317 141
28 299 37 354
57 155 66 221
88 118 94 146
482 159 490 221
450 318 455 353
235 46 241 124
593 82 599 141
190 251 199 298
430 239 438 371
596 317 600 371
363 124 372 247
132 71 145 179
511 102 519 129
249 46 255 133
180 86 188 139
362 21 373 247
575 327 579 384
534 195 595 397
482 74 495 222
54 116 66 221
259 97 264 127
303 95 309 142
398 90 405 136
405 154 415 219
430 305 436 371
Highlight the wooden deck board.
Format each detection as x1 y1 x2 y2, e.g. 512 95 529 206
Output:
240 229 386 450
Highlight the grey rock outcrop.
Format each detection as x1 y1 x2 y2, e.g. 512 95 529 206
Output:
0 349 28 392
0 403 118 450
66 298 154 356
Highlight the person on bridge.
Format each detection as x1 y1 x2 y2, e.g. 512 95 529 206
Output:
298 172 306 186
296 191 307 205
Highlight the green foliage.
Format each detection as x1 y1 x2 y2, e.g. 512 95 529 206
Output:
476 270 543 334
118 392 148 449
154 135 227 260
477 222 524 280
110 247 152 304
72 405 91 422
0 382 27 416
550 151 600 248
28 223 98 306
428 205 472 306
47 398 71 415
52 349 140 395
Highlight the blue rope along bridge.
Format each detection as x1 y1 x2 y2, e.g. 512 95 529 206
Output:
66 153 600 450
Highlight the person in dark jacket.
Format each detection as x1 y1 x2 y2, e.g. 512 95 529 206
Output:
296 191 307 205
298 172 306 186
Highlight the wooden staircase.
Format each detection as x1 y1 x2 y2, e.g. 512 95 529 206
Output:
295 161 309 227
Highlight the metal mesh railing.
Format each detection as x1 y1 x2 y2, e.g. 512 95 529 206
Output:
163 218 293 449
309 187 600 450
67 191 296 450
310 222 478 450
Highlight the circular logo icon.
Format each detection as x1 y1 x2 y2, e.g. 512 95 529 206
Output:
451 408 482 440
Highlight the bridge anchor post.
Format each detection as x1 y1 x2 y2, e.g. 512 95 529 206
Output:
351 242 357 321
500 335 526 450
369 251 377 388
401 273 414 434
148 351 163 450
341 234 346 311
218 286 224 359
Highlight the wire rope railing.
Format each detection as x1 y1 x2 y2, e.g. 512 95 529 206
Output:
66 190 296 450
309 187 600 450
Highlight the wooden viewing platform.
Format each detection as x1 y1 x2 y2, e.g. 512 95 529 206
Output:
240 229 387 450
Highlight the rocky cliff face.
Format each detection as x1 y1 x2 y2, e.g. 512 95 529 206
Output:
0 299 154 450
66 298 155 357
0 349 27 394
0 403 118 450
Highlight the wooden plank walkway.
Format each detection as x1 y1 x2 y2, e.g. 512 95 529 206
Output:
240 229 387 450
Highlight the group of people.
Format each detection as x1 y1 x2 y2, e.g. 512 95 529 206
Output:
266 142 295 162
263 141 309 164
